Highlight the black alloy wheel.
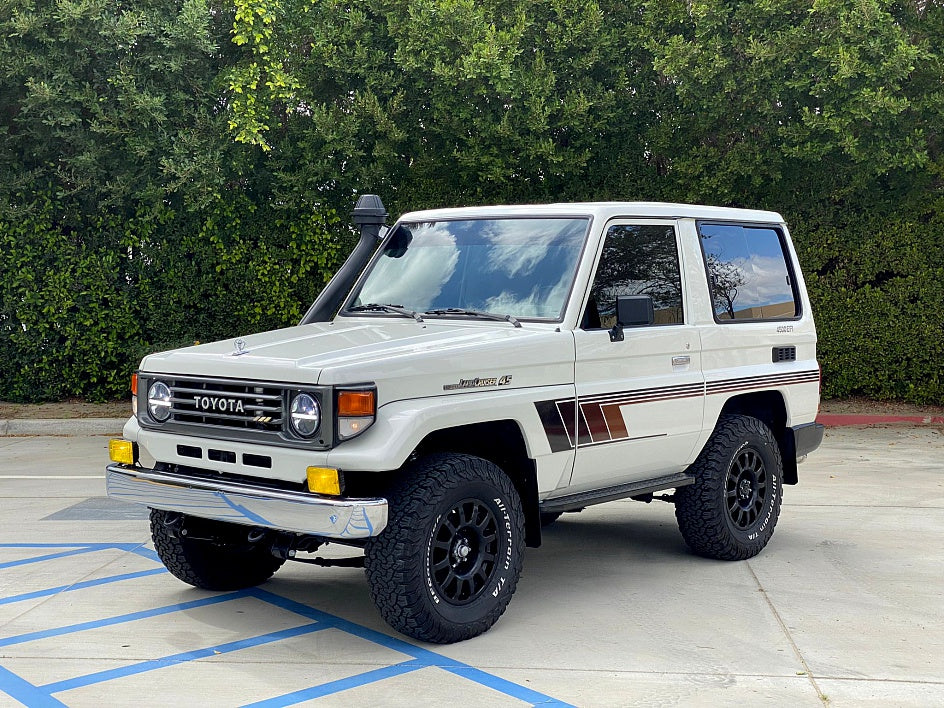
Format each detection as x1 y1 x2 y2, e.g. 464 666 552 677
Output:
429 498 499 605
726 446 769 529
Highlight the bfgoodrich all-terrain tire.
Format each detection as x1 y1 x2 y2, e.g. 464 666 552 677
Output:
150 509 284 590
364 453 525 644
675 415 784 561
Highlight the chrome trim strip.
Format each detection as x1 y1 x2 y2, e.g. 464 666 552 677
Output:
106 464 387 539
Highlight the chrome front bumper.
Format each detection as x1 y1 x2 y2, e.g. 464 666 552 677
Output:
106 464 387 540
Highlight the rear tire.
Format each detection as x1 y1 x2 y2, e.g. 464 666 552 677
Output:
675 415 783 561
150 510 284 590
364 453 525 643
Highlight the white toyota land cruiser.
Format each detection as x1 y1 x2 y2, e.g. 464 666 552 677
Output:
107 196 824 643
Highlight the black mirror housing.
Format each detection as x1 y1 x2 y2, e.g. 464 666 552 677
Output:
609 295 654 342
617 295 655 327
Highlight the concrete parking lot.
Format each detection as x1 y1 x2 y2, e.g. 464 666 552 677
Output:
0 426 941 707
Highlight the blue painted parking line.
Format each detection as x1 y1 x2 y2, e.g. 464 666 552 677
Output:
0 592 243 648
248 588 573 706
41 623 327 694
243 660 424 707
0 568 167 607
0 543 573 707
0 665 68 708
0 547 103 570
128 545 160 563
0 542 151 552
0 541 160 564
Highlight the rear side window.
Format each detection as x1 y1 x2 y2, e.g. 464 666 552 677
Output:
698 223 799 321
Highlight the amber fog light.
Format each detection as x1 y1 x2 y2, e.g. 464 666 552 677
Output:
307 467 342 495
109 439 137 465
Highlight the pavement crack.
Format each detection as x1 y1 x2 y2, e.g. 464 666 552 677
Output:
747 560 828 705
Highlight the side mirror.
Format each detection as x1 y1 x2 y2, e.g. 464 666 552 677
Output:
609 295 654 342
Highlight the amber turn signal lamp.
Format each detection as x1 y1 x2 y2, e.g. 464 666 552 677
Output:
337 390 375 417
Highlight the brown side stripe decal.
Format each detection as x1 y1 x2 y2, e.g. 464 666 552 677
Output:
706 370 820 395
535 370 819 452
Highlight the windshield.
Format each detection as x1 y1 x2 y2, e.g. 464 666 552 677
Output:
345 217 590 320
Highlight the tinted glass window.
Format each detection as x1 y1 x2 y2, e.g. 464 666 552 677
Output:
698 223 798 321
584 224 683 328
349 217 589 319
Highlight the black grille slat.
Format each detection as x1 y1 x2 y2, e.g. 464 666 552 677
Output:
772 346 797 363
173 410 285 424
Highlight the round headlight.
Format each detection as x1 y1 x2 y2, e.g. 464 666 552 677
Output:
290 393 321 438
147 381 172 422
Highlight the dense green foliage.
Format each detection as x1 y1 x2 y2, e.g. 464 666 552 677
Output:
0 0 343 401
1 0 942 402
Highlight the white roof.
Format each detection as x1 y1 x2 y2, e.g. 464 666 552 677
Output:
397 202 784 224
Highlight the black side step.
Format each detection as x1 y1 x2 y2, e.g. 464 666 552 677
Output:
539 472 694 514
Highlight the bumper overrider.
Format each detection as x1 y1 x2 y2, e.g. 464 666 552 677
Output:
105 464 388 540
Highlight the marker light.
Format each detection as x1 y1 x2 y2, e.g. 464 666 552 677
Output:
338 390 375 417
337 388 376 440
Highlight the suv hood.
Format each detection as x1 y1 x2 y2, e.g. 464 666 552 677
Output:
140 319 575 403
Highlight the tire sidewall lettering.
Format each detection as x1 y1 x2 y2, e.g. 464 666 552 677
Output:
753 471 779 538
425 512 443 605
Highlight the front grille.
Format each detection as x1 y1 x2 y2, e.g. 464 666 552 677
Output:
166 377 285 433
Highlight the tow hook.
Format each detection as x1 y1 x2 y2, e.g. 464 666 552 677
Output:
161 512 184 538
270 534 298 560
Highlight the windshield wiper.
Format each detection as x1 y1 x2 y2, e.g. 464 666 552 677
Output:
348 303 424 323
423 308 521 328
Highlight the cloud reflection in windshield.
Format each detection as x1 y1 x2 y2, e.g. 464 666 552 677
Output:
350 217 588 319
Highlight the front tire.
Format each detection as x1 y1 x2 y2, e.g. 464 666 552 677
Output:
364 453 525 643
150 510 285 590
675 415 783 561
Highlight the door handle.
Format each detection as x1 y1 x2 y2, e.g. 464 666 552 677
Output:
672 355 691 367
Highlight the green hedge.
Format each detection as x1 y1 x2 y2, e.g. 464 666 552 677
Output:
797 203 944 404
3 192 941 404
0 194 342 402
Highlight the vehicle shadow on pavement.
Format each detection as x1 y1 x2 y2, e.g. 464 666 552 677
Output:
535 511 691 561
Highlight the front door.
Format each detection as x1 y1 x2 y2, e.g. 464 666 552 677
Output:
568 220 704 492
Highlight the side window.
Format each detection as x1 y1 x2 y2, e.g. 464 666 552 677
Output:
583 223 684 329
698 223 799 321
